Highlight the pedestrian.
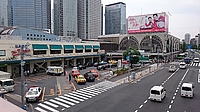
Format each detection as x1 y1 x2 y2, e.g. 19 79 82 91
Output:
69 73 71 83
27 70 30 76
24 81 28 92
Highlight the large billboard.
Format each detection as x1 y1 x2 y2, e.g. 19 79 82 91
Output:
127 12 168 34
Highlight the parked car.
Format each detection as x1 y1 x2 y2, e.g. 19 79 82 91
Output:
93 62 99 67
77 64 86 70
25 85 42 102
71 70 81 77
75 75 86 84
90 70 99 78
97 64 109 70
84 72 95 82
84 62 93 67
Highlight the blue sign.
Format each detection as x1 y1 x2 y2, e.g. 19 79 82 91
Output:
126 56 130 61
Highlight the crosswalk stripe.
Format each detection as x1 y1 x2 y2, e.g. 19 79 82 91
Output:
35 107 48 112
43 101 59 108
64 94 84 102
59 96 80 104
72 91 93 98
55 97 75 106
38 103 59 112
49 99 70 108
81 88 101 94
68 92 89 99
76 90 97 96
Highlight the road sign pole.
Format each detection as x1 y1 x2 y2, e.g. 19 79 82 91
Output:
20 46 25 109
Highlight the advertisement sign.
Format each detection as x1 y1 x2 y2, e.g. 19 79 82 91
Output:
127 12 168 34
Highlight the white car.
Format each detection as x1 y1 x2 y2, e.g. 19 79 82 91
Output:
193 58 199 63
149 86 166 102
25 86 42 102
179 62 186 69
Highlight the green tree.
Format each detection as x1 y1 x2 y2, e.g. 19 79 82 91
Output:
123 48 141 67
182 42 187 52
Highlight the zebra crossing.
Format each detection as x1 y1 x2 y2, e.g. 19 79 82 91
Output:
188 62 200 66
34 80 121 112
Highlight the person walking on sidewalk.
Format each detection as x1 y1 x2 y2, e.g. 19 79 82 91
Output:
69 73 71 83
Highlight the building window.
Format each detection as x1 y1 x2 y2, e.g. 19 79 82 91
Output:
50 50 61 54
0 50 6 56
93 49 98 52
85 49 91 52
33 50 46 55
27 34 29 36
76 50 83 53
30 34 32 36
34 34 36 36
27 38 29 40
37 35 39 37
43 35 45 37
64 50 73 53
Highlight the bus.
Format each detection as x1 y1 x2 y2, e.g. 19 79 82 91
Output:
177 53 186 60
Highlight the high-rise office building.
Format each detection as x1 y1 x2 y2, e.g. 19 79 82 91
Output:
11 0 51 30
185 33 191 44
0 0 12 26
105 2 126 35
54 0 77 36
77 0 102 39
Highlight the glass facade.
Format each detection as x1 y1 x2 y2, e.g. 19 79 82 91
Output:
54 0 77 37
105 2 126 35
11 0 51 30
77 0 102 39
0 0 11 26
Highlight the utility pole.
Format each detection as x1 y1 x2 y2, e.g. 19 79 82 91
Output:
20 46 25 109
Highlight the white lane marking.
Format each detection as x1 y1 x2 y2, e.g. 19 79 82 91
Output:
176 90 178 92
38 103 59 112
167 111 170 112
49 99 70 108
173 96 175 99
68 92 89 99
174 93 177 96
139 105 143 108
35 107 48 112
59 96 80 104
199 69 200 73
144 100 148 104
55 97 75 106
76 90 97 96
171 100 174 104
64 94 84 102
169 105 172 109
72 91 93 97
198 74 200 83
181 69 189 81
44 101 59 108
135 110 138 112
177 87 179 90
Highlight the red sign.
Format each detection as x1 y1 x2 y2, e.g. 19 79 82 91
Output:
11 49 31 56
127 12 168 34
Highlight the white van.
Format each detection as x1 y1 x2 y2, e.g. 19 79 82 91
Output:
181 82 194 98
179 62 186 69
46 66 63 76
149 86 166 102
193 58 199 63
0 79 15 92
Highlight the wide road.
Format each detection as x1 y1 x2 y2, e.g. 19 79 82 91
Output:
66 63 199 112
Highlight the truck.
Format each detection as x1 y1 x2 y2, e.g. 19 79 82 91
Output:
0 71 15 92
46 66 63 76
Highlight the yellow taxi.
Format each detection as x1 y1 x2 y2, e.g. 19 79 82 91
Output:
108 60 118 65
75 75 86 84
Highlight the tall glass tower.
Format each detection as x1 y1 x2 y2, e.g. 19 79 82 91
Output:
54 0 77 36
0 0 12 26
11 0 51 30
105 2 126 35
77 0 102 39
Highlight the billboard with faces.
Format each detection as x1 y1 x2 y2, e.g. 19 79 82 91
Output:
127 12 168 34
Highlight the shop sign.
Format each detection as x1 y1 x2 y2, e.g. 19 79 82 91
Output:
11 42 31 56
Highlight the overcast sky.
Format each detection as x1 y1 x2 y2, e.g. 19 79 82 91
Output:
102 0 200 39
